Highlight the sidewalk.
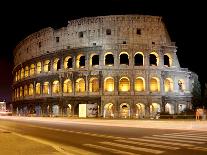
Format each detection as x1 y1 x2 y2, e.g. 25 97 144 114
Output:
1 116 207 131
0 128 60 155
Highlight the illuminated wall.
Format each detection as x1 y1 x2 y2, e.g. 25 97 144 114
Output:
119 77 130 92
135 77 145 91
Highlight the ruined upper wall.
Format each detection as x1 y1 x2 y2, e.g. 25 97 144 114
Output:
13 15 173 66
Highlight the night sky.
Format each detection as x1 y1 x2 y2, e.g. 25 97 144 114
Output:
0 0 206 102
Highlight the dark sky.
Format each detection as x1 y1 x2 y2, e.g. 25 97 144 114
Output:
0 0 206 102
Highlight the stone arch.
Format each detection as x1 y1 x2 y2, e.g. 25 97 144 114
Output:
36 62 41 74
149 51 159 66
35 83 41 95
25 66 29 77
165 103 175 114
76 54 85 68
150 77 160 92
120 103 130 118
30 64 35 76
64 56 73 69
19 86 23 97
119 77 130 92
52 80 60 94
164 53 172 67
29 84 34 96
135 77 145 91
24 85 28 96
104 103 114 118
21 68 24 79
150 103 160 116
63 79 72 93
52 105 59 116
105 52 114 66
90 54 99 66
76 78 85 92
134 52 144 66
178 79 185 91
43 60 50 72
43 81 50 94
104 77 114 92
119 52 129 65
136 103 145 118
165 78 173 92
53 58 61 71
89 77 99 92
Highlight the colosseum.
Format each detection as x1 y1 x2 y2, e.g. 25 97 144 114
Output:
12 15 197 118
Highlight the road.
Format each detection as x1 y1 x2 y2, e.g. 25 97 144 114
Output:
0 117 207 155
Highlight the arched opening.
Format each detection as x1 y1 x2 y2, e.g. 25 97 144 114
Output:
30 64 35 76
91 55 99 66
150 77 160 92
76 55 85 68
105 53 114 66
16 88 19 98
150 103 160 117
120 103 130 118
135 77 145 91
29 84 33 96
52 80 60 94
119 77 130 92
76 78 85 92
43 82 50 94
20 87 23 97
15 72 18 81
164 55 170 67
64 56 73 69
104 77 114 92
53 58 61 71
104 103 114 118
52 105 59 116
149 52 159 66
178 79 185 92
35 83 41 95
165 78 173 92
178 104 186 113
68 104 72 116
24 85 28 96
63 79 72 93
25 66 29 77
120 52 129 65
21 68 24 79
37 62 41 74
17 70 20 80
89 78 99 92
136 103 145 118
35 105 42 116
165 103 174 114
44 60 50 72
134 52 144 66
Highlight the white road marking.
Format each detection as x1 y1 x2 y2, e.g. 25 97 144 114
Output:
153 135 207 142
115 139 179 150
163 131 207 136
100 141 164 154
83 144 138 155
26 124 126 140
129 138 193 147
143 136 204 144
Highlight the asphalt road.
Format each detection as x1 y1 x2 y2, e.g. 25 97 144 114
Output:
0 117 207 155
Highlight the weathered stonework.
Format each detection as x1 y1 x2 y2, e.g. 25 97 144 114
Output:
12 15 197 118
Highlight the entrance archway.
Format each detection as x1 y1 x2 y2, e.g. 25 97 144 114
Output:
136 103 145 119
150 103 160 117
165 103 174 114
104 103 114 118
120 103 130 118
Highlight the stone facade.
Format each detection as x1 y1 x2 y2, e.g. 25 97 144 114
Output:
12 15 196 118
